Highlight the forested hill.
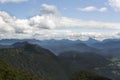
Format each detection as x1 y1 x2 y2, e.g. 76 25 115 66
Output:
0 42 112 80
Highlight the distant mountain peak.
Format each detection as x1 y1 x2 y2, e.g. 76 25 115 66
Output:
88 37 98 42
84 37 99 44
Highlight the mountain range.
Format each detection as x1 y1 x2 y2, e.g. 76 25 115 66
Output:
0 41 113 80
0 38 120 58
0 38 120 79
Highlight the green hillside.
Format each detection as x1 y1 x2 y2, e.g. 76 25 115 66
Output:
0 59 44 80
0 42 68 80
0 42 112 80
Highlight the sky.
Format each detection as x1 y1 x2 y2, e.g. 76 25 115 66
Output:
0 0 120 40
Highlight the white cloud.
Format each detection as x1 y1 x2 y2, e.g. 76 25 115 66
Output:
29 15 58 29
77 6 107 12
0 4 120 40
108 0 120 11
41 4 58 15
99 7 108 12
63 8 67 10
58 17 120 30
0 0 28 3
0 11 34 34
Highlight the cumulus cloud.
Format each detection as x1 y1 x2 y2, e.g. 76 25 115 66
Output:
0 0 28 3
28 4 60 29
77 6 107 12
0 4 120 40
41 4 58 15
108 0 120 11
0 11 33 34
29 15 59 29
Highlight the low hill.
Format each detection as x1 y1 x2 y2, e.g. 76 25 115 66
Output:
58 51 118 79
0 59 44 80
0 42 68 80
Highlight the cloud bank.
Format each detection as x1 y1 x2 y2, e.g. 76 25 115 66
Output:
77 6 107 12
0 0 28 3
0 4 120 40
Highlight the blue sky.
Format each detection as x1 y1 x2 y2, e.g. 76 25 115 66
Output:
0 0 120 40
0 0 119 22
